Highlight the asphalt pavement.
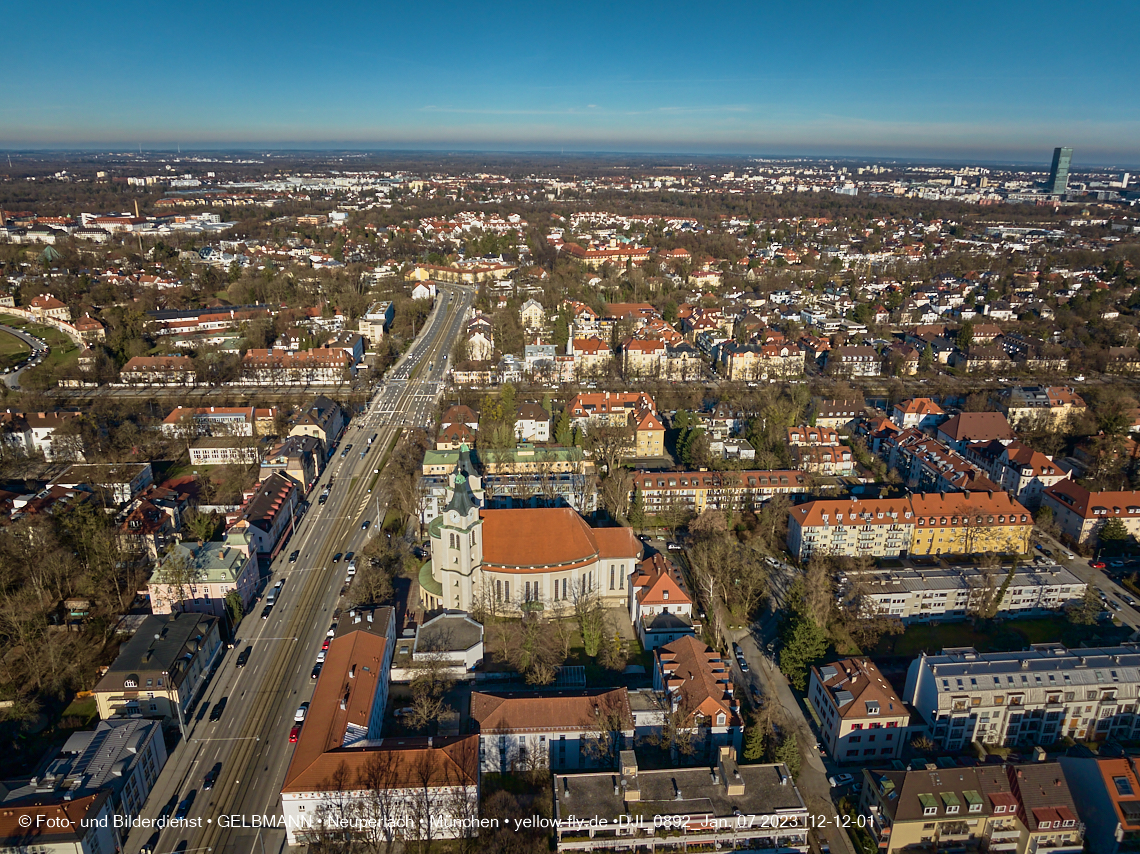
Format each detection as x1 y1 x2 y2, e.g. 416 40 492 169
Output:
129 285 471 854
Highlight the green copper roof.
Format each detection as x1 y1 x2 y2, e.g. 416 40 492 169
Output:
418 561 442 597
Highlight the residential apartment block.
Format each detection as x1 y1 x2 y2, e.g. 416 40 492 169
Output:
633 469 807 516
905 644 1140 750
1042 480 1140 546
241 347 354 384
842 562 1085 622
160 405 277 438
120 355 197 385
788 493 1032 561
964 439 1070 509
808 658 909 763
860 763 1083 854
1057 754 1140 854
1002 386 1087 430
552 750 809 854
93 613 223 723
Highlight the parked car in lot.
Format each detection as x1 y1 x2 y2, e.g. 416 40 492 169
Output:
828 774 854 788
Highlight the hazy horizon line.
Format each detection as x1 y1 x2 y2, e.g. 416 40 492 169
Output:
1 144 1138 172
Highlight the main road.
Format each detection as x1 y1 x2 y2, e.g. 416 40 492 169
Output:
130 284 473 854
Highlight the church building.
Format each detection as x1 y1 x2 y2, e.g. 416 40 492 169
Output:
421 446 642 612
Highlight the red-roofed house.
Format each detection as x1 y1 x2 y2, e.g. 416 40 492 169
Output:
470 688 632 772
27 293 71 322
890 398 945 431
653 636 742 757
628 553 695 649
1042 481 1140 546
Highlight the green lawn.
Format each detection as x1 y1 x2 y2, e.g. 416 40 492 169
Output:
874 617 1131 657
0 319 80 372
0 328 31 371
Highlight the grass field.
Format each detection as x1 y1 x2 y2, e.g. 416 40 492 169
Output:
0 328 31 371
873 616 1131 657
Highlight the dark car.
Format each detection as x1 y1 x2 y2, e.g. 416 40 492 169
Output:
412 546 428 559
236 646 253 667
344 551 354 563
289 550 300 563
361 520 371 530
311 663 323 680
209 698 227 722
332 553 343 563
175 790 196 819
261 605 273 619
203 762 222 790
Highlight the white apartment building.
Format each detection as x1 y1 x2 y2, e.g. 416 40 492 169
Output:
808 658 909 763
845 563 1085 623
905 644 1140 750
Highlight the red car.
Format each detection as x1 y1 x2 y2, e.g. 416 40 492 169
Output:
289 724 301 743
322 639 330 651
1091 560 1106 569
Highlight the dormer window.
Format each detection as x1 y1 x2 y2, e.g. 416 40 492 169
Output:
716 713 726 726
924 806 937 816
124 678 137 688
1039 821 1051 829
994 805 1006 814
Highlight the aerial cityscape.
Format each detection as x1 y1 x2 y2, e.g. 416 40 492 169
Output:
1 4 1139 854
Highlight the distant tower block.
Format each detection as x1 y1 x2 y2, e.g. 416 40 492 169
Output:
1048 146 1073 195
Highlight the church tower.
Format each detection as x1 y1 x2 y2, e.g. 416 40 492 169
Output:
429 444 483 611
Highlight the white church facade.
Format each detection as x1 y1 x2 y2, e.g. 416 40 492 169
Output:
420 446 642 613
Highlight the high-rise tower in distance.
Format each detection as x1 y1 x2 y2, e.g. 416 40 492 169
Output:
1048 146 1073 195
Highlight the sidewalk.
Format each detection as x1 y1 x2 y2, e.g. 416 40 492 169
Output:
733 601 858 854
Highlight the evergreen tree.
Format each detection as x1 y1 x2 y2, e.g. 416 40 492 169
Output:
773 733 800 777
555 408 573 446
743 720 766 761
629 488 646 532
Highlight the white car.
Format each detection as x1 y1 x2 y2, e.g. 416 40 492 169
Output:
294 702 309 722
829 774 854 788
317 650 327 663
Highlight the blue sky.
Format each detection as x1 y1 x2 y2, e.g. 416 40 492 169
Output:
3 0 1138 165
